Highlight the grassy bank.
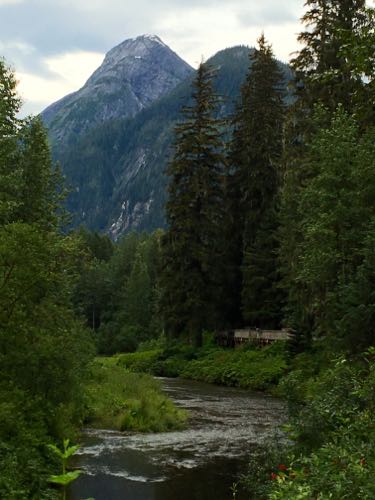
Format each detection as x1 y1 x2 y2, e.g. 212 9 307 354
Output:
115 340 288 391
84 358 187 432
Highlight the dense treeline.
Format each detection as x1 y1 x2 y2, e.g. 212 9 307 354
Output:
1 0 374 497
75 2 374 360
157 1 374 497
0 60 94 497
73 228 162 354
161 1 375 354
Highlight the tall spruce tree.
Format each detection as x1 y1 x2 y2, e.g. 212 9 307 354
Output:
161 63 225 347
225 35 285 328
0 59 22 224
280 0 372 352
292 0 367 116
16 117 64 229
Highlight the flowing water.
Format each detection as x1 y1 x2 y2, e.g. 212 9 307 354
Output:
69 378 285 500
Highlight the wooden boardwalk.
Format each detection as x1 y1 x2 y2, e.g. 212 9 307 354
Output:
216 328 293 347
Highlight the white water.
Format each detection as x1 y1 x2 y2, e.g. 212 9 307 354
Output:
69 378 285 500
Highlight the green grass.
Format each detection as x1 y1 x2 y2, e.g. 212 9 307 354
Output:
116 341 288 391
84 358 187 432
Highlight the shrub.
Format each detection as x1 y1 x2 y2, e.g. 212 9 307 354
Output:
268 351 375 499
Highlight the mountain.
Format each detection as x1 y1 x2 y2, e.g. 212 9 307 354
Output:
42 40 292 239
42 34 193 147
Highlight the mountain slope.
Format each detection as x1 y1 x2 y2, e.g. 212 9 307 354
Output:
42 35 193 147
44 43 292 238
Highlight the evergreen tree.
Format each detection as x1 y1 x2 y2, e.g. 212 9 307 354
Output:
161 63 225 346
226 35 285 328
0 59 22 224
0 58 94 496
16 117 64 229
284 107 375 350
291 0 367 115
279 1 372 351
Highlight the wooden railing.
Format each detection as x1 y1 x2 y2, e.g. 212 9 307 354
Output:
215 328 294 348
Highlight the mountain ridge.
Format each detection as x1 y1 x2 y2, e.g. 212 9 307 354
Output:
42 37 292 239
42 34 193 147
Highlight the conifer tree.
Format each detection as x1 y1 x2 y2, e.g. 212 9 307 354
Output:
0 61 63 229
0 59 94 496
161 63 225 346
225 35 285 328
16 117 64 229
0 59 22 224
279 0 371 351
291 0 367 117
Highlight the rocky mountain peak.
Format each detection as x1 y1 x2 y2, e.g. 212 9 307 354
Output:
106 34 168 60
42 35 193 146
86 34 191 92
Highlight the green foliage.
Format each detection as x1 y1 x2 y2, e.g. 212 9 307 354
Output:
85 359 187 432
268 353 375 499
0 59 22 225
116 349 163 373
225 35 286 329
48 439 82 499
161 62 226 346
117 342 288 391
281 106 375 350
0 59 95 498
291 0 368 117
280 4 374 351
74 230 162 353
180 344 287 390
240 440 289 499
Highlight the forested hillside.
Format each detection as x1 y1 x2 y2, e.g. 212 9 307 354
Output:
1 0 374 497
44 44 292 238
72 2 375 498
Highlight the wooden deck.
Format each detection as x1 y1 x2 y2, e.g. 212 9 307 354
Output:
234 328 293 346
216 328 293 347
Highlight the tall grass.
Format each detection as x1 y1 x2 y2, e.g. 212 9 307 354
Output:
84 358 187 432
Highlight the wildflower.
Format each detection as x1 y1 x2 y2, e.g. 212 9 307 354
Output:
271 472 278 480
278 463 288 471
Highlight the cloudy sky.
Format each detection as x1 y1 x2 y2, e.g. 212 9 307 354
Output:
0 0 306 116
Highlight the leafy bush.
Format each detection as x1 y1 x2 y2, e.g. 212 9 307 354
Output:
267 351 375 499
115 342 288 391
116 349 162 373
180 343 287 390
241 440 290 500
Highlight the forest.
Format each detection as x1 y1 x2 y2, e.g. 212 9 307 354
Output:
0 0 374 498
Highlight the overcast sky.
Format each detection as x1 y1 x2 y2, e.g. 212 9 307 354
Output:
0 0 307 116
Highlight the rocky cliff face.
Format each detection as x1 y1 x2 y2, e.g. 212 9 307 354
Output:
43 41 292 239
42 35 193 147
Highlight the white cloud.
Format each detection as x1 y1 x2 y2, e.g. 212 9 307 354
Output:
0 0 24 5
1 0 307 113
158 3 303 66
46 50 104 86
17 71 71 106
16 50 104 115
0 40 35 55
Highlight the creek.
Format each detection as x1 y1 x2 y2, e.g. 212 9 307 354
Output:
69 377 285 500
